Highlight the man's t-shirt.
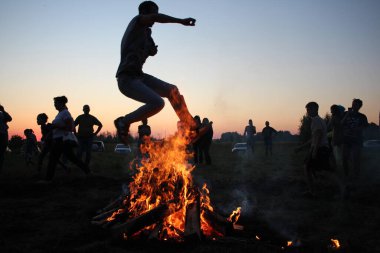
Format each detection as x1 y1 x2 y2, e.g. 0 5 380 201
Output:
342 112 368 144
262 126 277 141
116 15 156 77
310 115 328 148
245 125 256 138
75 114 101 138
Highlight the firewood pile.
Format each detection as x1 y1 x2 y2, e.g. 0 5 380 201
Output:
91 135 242 241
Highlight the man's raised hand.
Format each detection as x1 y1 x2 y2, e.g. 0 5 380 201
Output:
182 18 196 26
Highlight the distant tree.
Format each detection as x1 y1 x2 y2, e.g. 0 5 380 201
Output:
97 131 118 143
298 114 311 144
220 132 243 143
8 135 23 153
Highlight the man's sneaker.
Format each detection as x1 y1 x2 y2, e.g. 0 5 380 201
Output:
114 117 130 144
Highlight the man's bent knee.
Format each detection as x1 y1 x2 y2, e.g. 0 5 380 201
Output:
152 97 165 111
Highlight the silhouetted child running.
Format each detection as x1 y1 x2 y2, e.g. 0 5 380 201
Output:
36 113 68 173
114 1 206 144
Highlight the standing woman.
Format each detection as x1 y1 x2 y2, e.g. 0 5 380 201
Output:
44 96 90 182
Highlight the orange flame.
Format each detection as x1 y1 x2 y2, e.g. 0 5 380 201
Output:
287 241 293 247
227 207 241 224
331 239 341 248
105 132 240 240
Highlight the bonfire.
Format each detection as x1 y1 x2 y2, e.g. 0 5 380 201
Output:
92 132 241 241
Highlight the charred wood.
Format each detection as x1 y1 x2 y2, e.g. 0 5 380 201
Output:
111 203 172 238
184 191 202 240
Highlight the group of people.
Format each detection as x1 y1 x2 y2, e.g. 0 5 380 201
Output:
296 99 368 197
192 116 214 165
243 119 278 156
19 99 103 182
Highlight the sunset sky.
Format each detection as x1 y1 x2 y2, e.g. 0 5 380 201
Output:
1 0 379 140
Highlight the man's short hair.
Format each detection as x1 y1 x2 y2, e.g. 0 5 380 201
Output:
305 101 319 110
139 1 158 14
352 98 363 108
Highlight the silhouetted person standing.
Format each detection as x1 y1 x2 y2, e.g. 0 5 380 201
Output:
327 105 345 172
74 105 102 166
341 99 368 184
199 118 213 165
262 121 277 156
114 1 199 144
137 118 151 158
43 96 90 182
192 115 202 164
0 105 12 173
243 119 256 154
295 102 330 196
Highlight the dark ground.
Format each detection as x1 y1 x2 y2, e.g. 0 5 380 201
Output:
1 142 379 253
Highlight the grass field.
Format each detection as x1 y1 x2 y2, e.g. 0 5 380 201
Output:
0 142 379 253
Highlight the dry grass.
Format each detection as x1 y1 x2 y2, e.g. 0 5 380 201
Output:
0 142 379 253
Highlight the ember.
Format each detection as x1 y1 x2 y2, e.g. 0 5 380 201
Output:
93 133 242 241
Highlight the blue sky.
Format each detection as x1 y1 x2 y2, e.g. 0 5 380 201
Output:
1 0 379 138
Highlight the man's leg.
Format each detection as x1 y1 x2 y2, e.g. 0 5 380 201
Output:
142 74 197 130
46 139 63 181
269 140 273 155
118 75 165 127
342 143 351 178
77 137 85 162
84 137 93 166
63 142 90 175
351 144 361 179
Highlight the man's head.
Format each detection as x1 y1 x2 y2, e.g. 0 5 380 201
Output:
249 119 253 125
37 113 48 125
330 104 339 116
194 115 201 125
265 121 269 127
142 118 148 125
83 105 90 114
305 101 319 117
139 1 159 15
351 98 363 112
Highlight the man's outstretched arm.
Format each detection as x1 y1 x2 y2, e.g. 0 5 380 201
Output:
140 13 196 26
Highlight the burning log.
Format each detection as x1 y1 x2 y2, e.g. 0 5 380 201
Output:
202 208 233 236
95 195 124 215
184 190 202 240
111 203 172 238
92 208 120 221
